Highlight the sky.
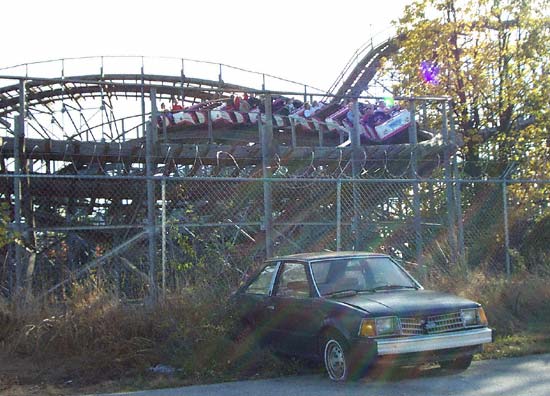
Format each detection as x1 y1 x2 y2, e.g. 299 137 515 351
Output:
1 0 412 92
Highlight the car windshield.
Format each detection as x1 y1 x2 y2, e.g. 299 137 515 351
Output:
310 256 418 296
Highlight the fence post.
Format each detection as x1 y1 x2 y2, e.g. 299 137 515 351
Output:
336 180 342 251
13 79 26 296
502 180 511 277
145 121 157 301
351 100 362 248
262 94 274 258
442 101 457 266
408 99 423 275
161 178 167 295
450 106 465 265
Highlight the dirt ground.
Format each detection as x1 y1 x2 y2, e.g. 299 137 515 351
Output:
0 353 194 396
0 354 126 396
0 355 68 395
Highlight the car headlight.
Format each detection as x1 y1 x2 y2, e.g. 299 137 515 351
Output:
461 308 488 327
359 316 399 337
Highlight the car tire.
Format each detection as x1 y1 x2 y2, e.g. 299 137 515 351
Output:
439 354 473 371
323 332 351 381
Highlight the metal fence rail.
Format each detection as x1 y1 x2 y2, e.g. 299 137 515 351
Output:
1 173 549 300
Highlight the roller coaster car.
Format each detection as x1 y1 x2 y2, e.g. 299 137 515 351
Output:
325 107 349 133
373 109 412 143
337 109 424 146
172 110 199 126
166 100 225 129
210 104 247 127
289 104 329 134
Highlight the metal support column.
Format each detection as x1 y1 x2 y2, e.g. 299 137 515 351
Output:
442 101 457 265
408 100 423 274
161 178 167 295
13 79 25 295
261 94 274 258
502 180 511 277
351 100 361 248
145 120 157 300
336 180 342 251
450 105 465 265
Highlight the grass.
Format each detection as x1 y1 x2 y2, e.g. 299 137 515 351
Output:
481 333 550 360
1 269 550 395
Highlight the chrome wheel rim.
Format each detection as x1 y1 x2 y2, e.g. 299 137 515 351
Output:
324 339 346 381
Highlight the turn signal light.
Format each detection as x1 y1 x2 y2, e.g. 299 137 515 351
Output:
478 307 488 326
359 319 376 337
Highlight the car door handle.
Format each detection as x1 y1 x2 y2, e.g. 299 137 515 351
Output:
266 305 275 310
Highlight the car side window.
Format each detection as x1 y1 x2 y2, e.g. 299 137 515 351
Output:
274 262 310 298
244 263 278 295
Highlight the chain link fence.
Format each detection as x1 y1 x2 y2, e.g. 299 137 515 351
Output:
1 174 549 299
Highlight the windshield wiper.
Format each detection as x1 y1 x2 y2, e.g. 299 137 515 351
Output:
324 289 359 298
371 285 418 291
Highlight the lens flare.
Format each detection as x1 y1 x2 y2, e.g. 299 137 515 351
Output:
420 61 440 85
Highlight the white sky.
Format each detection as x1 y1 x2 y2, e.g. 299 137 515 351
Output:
1 0 411 92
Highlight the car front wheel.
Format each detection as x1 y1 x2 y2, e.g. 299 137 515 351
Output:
323 333 350 381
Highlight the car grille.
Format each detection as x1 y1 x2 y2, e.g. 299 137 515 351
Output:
399 312 465 336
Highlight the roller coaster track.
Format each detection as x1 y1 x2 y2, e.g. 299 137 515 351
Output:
325 36 399 101
0 74 256 119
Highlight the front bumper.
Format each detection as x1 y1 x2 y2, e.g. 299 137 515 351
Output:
376 327 493 356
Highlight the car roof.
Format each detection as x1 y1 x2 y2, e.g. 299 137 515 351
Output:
267 251 389 262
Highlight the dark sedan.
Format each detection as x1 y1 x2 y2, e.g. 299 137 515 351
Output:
233 251 493 381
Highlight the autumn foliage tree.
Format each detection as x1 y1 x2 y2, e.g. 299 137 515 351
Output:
383 0 550 270
385 0 549 178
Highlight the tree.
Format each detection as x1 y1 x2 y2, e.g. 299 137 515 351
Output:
384 0 550 178
380 1 550 272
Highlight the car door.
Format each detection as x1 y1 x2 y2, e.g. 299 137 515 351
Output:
269 261 320 357
234 262 280 341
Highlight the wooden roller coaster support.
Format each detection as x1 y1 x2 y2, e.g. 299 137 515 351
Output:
141 59 146 139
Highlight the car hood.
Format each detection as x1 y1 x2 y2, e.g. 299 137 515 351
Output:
333 290 479 317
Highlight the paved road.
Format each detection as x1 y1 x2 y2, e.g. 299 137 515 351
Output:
92 354 550 396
